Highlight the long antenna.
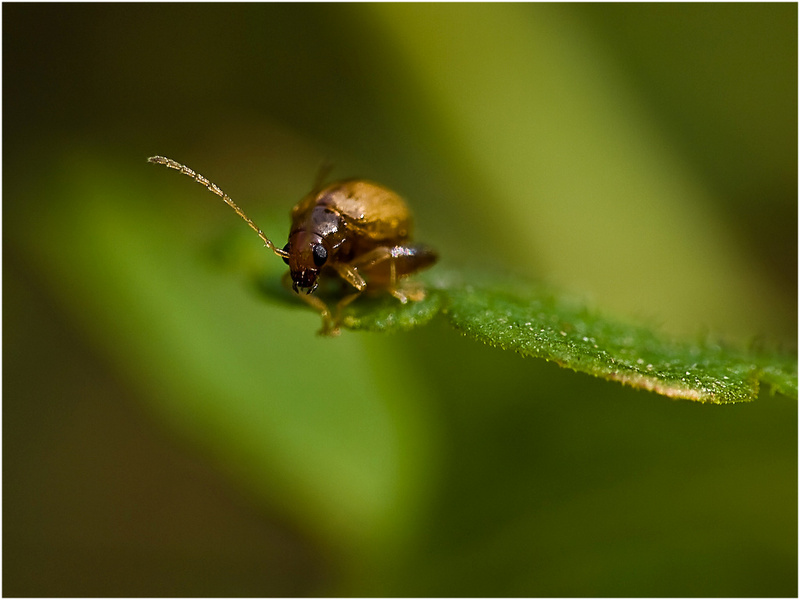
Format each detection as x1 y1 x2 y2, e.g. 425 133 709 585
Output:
148 156 288 259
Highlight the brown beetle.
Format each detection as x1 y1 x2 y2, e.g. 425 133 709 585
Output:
148 156 437 335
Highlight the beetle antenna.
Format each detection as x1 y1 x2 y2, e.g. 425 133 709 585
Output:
148 156 288 259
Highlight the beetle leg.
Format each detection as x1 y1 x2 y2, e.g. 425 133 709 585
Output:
332 247 403 307
332 261 369 293
349 244 438 301
293 245 437 335
324 264 367 332
390 279 426 303
333 290 364 327
282 272 339 336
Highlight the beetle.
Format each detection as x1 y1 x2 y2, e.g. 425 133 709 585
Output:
148 156 437 335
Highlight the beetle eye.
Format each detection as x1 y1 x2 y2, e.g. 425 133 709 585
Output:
312 244 327 267
281 243 290 265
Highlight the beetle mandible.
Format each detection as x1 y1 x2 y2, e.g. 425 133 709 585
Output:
148 156 437 335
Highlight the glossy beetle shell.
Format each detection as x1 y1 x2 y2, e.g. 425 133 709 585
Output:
284 179 417 293
292 180 412 243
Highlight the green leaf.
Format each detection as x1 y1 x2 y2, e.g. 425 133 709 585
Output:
339 272 796 404
343 290 444 332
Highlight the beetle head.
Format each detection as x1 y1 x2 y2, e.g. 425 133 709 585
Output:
283 231 329 294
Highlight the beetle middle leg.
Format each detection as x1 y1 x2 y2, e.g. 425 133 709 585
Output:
355 244 437 295
335 243 438 306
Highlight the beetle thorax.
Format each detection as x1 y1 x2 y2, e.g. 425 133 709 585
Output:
306 205 346 243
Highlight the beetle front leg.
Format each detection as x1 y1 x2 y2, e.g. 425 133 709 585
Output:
328 262 369 331
282 272 339 336
332 261 369 293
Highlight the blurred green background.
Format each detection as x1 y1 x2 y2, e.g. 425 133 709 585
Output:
4 4 796 597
